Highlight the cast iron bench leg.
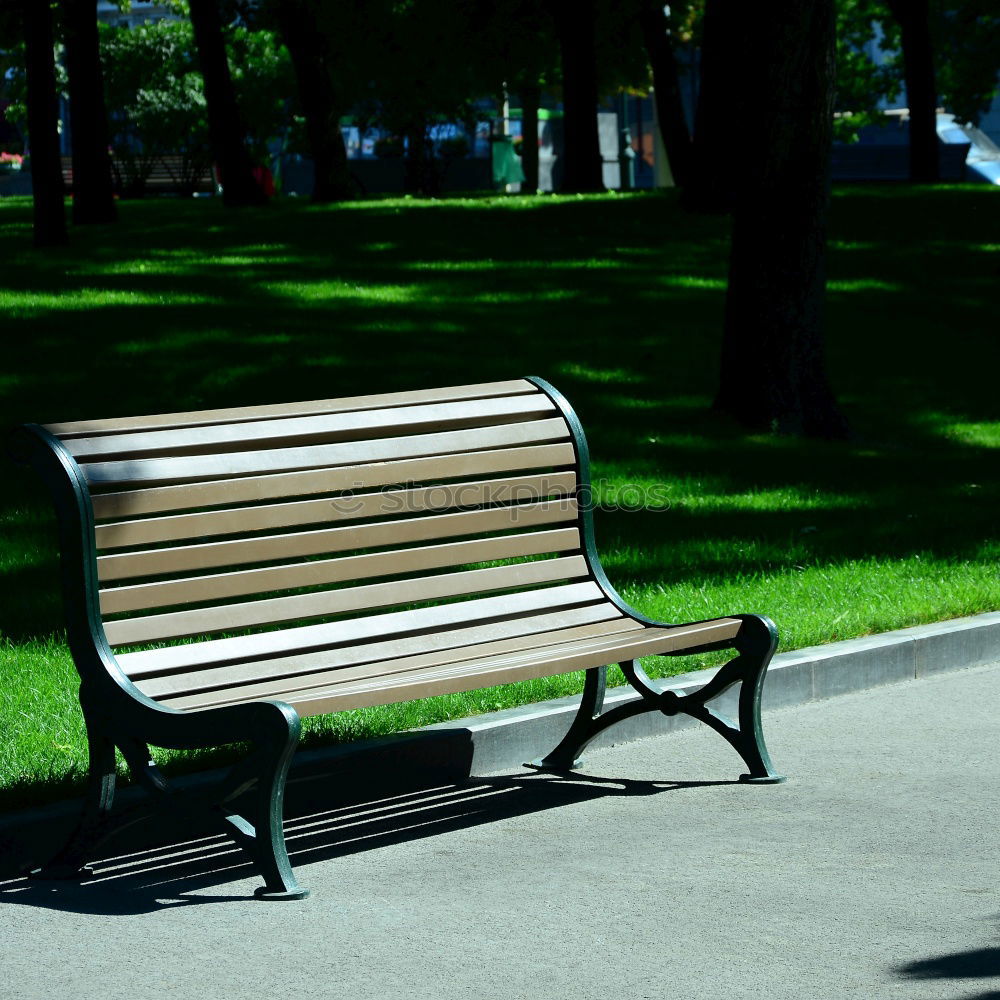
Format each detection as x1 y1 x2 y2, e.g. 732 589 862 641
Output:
529 665 607 770
30 702 117 881
530 615 785 783
243 702 309 901
669 614 786 783
33 701 309 900
198 701 309 900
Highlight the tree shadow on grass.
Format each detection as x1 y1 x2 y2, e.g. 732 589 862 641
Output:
0 188 995 795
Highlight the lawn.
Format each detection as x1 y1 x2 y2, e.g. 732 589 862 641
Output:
0 185 996 808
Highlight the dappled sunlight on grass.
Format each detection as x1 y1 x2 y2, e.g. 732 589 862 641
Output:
828 240 878 251
265 280 425 302
401 258 644 271
555 362 644 384
114 329 257 354
0 185 996 806
660 275 728 290
0 288 220 311
919 416 1000 449
827 278 903 292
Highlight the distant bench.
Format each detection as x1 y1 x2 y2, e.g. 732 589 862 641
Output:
13 377 784 900
60 154 217 197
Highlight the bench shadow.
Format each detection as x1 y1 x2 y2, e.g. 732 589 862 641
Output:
0 768 731 914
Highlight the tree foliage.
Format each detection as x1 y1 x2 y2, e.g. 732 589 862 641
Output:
0 33 68 149
932 0 1000 125
99 18 210 193
835 0 999 138
834 0 901 140
97 15 292 195
227 23 296 165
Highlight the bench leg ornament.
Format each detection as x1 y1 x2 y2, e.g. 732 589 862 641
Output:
33 701 308 899
219 703 308 901
532 615 785 783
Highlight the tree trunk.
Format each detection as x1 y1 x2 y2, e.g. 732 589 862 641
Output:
549 0 603 193
403 119 438 195
275 0 354 202
188 0 267 207
638 0 692 189
62 0 117 224
886 0 939 182
22 0 67 247
684 0 741 212
714 0 848 439
520 83 540 193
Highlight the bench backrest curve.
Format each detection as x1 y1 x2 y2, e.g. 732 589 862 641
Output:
526 376 672 630
18 378 625 708
10 423 161 710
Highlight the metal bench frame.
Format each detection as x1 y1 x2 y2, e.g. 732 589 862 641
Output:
13 377 783 901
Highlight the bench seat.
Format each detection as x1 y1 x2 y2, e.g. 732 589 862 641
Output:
121 604 742 714
14 376 783 900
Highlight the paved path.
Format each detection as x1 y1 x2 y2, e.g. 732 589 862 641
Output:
2 663 998 1000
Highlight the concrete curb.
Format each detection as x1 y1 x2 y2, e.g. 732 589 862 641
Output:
417 609 1000 773
1 611 998 878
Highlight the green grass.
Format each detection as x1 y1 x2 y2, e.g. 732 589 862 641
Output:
0 185 997 809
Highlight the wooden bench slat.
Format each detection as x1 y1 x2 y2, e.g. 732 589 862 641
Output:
287 619 743 715
65 394 556 460
46 379 535 437
168 619 744 714
94 472 579 549
96 499 579 582
100 527 582 615
115 581 606 676
103 556 590 645
89 443 577 519
152 617 643 707
80 418 571 485
135 604 631 698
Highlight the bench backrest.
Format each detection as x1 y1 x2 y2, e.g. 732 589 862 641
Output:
23 379 599 685
60 155 216 193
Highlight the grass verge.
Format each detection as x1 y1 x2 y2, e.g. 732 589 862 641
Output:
0 185 996 810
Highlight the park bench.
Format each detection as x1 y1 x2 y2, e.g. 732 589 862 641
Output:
12 377 784 900
61 155 217 197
